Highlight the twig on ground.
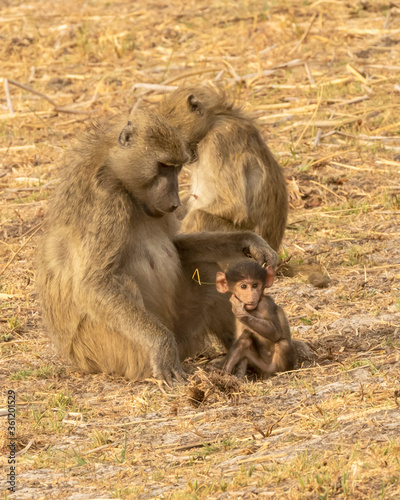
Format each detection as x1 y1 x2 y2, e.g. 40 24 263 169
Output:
289 11 318 55
0 222 44 276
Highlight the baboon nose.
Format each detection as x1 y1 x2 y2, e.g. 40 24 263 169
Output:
171 197 181 211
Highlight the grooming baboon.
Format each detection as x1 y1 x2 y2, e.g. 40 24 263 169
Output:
159 84 288 251
216 260 297 377
37 109 278 384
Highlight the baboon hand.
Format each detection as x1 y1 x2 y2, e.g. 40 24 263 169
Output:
229 295 247 319
154 363 185 387
150 343 185 386
243 233 279 268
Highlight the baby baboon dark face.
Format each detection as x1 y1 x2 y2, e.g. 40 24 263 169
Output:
112 111 189 217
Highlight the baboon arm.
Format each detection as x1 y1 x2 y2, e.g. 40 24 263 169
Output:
237 314 282 342
174 231 278 268
234 297 283 342
89 276 165 344
181 210 242 234
85 275 183 384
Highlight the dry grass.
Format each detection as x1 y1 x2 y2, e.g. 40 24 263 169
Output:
1 0 400 498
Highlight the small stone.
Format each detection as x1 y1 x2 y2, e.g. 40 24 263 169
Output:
308 272 331 288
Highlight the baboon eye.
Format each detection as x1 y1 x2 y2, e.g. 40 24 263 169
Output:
158 162 173 168
252 283 259 289
240 284 247 289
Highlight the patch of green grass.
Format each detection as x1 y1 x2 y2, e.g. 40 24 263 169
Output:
344 244 365 266
10 368 34 380
330 199 371 216
342 358 379 374
92 429 112 447
191 438 238 461
114 434 128 464
383 193 400 210
71 447 87 467
28 390 85 434
7 316 21 332
35 364 58 379
172 491 200 500
32 408 46 426
49 391 74 410
258 450 354 497
113 486 143 499
9 364 62 381
279 246 290 262
297 157 314 172
300 314 319 325
12 191 50 204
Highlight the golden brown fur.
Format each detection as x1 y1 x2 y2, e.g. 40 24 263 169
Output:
216 260 296 378
37 109 279 383
159 84 288 251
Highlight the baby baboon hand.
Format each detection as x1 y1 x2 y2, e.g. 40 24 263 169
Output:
230 295 247 318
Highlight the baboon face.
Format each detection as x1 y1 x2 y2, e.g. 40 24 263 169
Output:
232 279 264 311
111 112 189 217
139 161 183 217
216 272 265 311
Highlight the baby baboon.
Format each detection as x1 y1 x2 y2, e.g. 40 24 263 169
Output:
216 260 296 377
159 84 288 251
37 109 278 384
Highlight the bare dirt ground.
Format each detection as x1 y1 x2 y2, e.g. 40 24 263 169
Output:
1 0 400 498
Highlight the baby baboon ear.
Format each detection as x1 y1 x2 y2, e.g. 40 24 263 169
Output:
216 271 229 294
187 94 204 116
265 265 275 288
118 121 135 147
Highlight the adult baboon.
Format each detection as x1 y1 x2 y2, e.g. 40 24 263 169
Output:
159 84 288 251
37 109 278 384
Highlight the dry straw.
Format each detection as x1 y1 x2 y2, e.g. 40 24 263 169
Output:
0 0 399 498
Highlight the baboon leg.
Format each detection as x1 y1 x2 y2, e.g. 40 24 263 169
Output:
245 348 273 374
70 317 150 380
223 334 252 374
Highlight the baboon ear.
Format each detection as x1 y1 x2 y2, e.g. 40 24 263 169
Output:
216 272 229 294
265 265 275 288
187 94 204 116
118 121 135 147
